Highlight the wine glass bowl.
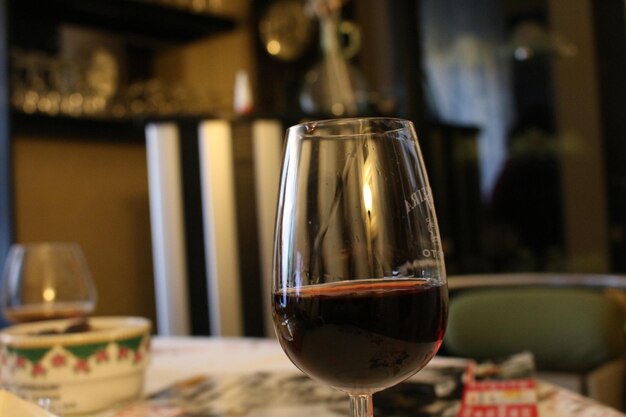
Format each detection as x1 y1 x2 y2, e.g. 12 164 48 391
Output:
1 242 97 324
272 118 448 415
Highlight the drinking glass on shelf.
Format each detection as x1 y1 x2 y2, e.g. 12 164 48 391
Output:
1 242 97 324
272 118 448 417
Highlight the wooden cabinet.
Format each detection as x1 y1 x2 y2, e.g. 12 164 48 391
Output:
0 0 236 324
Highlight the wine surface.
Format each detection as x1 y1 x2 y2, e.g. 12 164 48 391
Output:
272 278 448 393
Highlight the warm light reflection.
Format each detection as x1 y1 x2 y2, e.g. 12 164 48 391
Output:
331 103 345 116
43 287 56 302
363 182 373 213
267 40 281 56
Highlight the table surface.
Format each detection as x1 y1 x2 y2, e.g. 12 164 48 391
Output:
92 336 625 417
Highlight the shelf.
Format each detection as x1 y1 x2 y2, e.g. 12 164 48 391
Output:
11 111 147 142
10 0 236 44
5 0 239 142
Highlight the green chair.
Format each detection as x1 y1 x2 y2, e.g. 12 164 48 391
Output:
445 273 626 410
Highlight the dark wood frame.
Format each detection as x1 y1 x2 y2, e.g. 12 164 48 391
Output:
592 0 626 272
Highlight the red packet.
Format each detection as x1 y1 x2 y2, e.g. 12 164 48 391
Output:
459 362 539 417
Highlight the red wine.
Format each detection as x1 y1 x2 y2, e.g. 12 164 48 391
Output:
273 278 448 393
4 302 93 323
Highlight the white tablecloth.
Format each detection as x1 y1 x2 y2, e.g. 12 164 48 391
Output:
94 336 624 417
144 336 297 394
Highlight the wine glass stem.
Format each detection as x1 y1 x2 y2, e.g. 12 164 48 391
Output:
350 394 373 417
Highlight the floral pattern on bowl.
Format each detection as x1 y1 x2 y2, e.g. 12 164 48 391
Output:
3 333 148 377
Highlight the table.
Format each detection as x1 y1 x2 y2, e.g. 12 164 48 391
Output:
95 336 625 417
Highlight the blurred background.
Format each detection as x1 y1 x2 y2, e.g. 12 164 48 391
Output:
0 0 624 335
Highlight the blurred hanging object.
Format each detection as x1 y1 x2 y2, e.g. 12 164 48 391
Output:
259 0 314 62
300 0 368 116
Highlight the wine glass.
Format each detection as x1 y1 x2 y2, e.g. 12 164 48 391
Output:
1 242 97 324
272 118 448 417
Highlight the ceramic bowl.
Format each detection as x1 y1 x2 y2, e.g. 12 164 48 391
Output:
0 316 151 415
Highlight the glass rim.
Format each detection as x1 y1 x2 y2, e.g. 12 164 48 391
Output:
9 242 82 251
3 242 88 269
288 117 414 138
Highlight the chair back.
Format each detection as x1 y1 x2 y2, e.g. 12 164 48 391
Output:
445 273 626 372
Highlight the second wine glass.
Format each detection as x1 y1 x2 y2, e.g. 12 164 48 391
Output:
272 118 448 417
1 242 97 324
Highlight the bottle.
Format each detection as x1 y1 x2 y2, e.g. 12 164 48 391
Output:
299 3 367 116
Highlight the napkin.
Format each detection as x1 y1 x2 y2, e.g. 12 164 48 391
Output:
0 390 58 417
